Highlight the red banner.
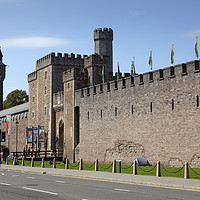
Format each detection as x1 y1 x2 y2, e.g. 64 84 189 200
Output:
6 121 10 135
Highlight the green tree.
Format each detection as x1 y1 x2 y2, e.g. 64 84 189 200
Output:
3 89 28 109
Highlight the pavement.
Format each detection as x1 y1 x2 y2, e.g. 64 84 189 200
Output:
1 164 200 191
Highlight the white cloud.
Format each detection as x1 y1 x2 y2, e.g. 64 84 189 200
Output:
0 37 69 48
184 30 200 38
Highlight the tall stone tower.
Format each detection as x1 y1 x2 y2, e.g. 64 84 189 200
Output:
94 28 113 77
0 48 6 110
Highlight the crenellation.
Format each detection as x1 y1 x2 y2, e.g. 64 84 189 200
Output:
28 71 37 82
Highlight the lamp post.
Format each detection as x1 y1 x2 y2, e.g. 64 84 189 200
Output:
15 121 19 156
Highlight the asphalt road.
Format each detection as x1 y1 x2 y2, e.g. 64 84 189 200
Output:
0 168 200 200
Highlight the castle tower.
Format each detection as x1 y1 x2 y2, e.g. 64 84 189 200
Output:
94 28 113 77
0 48 6 110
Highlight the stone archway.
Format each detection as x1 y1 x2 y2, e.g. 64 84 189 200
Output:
58 120 64 155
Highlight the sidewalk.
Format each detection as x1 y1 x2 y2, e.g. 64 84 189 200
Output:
1 164 200 191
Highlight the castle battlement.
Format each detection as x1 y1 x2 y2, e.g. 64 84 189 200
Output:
63 67 87 83
94 28 113 41
75 60 200 99
36 52 85 71
28 71 37 83
84 54 109 68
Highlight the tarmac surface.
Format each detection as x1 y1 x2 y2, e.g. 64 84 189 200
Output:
1 164 200 192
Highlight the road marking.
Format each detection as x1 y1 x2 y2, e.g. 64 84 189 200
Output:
56 180 66 183
54 174 200 193
26 177 35 179
12 175 19 177
22 187 58 195
0 182 11 186
114 188 130 192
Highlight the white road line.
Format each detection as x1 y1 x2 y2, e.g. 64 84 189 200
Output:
22 187 58 195
12 175 19 177
114 188 130 192
0 182 11 186
26 177 35 179
56 180 66 183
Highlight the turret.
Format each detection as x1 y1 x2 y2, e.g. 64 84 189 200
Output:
94 28 113 76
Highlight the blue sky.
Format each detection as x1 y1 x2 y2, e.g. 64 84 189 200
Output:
1 0 200 99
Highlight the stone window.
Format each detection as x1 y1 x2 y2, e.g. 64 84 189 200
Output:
131 76 134 86
159 69 164 80
139 74 144 85
21 113 24 119
68 83 70 89
107 82 110 92
45 71 47 80
101 109 102 119
149 72 153 82
182 64 187 75
132 105 134 115
170 67 175 77
45 86 47 95
93 86 96 95
88 111 89 120
122 79 126 88
114 80 118 90
32 111 35 118
100 84 103 93
15 115 17 120
81 88 84 97
33 97 34 102
87 87 90 96
12 116 14 121
25 112 27 118
45 107 47 115
197 95 199 107
18 114 20 120
115 107 117 117
150 102 153 113
195 60 199 71
172 99 174 110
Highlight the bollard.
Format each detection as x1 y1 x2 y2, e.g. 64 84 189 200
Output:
41 158 44 168
184 162 189 179
65 158 69 169
156 161 161 177
13 157 16 166
31 157 34 167
6 157 9 165
119 161 121 173
133 160 137 175
112 159 116 173
95 159 99 171
79 159 83 170
53 158 56 168
22 156 25 166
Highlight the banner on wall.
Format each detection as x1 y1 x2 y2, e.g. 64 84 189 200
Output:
27 128 33 143
38 126 44 143
6 115 11 135
33 127 38 143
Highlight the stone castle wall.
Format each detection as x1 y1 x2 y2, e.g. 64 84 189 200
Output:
75 60 200 167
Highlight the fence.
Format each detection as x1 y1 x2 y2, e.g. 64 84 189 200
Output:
5 158 200 179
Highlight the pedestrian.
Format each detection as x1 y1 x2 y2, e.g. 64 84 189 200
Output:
31 147 33 157
23 147 26 157
37 147 40 157
28 147 30 156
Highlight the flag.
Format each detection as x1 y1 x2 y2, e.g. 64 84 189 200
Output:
6 115 11 135
149 51 152 70
131 57 136 75
117 62 120 79
171 44 174 64
195 36 198 59
102 67 104 83
88 73 90 86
